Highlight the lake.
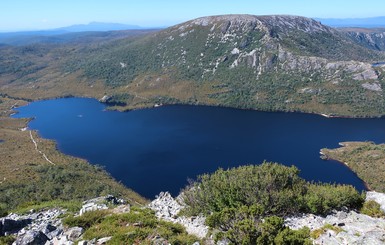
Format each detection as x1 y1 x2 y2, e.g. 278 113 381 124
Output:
12 98 385 198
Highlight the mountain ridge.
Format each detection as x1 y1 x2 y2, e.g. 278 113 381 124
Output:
2 14 385 117
70 14 385 116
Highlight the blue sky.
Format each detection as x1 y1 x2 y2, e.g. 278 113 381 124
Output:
2 0 385 31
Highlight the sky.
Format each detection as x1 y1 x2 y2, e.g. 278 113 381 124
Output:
2 0 385 32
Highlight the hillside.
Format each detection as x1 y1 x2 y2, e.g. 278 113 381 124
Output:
70 14 385 116
2 15 385 117
339 27 385 51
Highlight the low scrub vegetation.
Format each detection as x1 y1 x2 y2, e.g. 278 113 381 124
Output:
0 162 146 216
360 200 385 218
182 162 364 244
63 207 199 244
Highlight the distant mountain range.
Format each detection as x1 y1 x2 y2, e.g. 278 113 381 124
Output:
0 22 157 45
315 16 385 28
54 22 143 32
0 22 145 35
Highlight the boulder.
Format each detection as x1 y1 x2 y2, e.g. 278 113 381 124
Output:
148 192 208 239
14 230 48 245
64 226 84 241
0 217 31 235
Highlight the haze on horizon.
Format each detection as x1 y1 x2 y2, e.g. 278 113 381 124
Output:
2 0 385 32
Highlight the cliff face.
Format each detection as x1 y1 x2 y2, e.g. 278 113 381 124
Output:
340 28 385 51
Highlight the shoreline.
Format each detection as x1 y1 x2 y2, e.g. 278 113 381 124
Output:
4 93 385 119
319 149 372 191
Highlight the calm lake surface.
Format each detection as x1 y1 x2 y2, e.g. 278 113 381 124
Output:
12 98 385 198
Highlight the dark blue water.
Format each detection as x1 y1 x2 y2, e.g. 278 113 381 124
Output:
12 98 385 198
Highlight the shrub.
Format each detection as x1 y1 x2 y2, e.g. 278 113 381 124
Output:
63 210 109 229
360 200 385 218
304 184 364 215
0 235 16 245
182 162 364 244
182 162 307 216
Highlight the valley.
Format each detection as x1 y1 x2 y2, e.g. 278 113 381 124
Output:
2 14 385 244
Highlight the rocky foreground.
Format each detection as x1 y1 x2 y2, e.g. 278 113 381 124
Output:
1 192 385 244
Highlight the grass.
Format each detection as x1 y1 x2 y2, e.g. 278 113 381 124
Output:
360 200 385 218
63 207 200 244
321 141 385 192
310 224 344 239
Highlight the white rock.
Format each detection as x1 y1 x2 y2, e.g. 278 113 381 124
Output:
148 192 208 238
285 209 385 244
366 191 385 212
97 236 112 244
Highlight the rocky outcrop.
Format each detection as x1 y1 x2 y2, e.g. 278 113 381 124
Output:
2 208 65 245
148 192 209 239
285 192 385 245
286 210 385 245
79 194 126 215
0 195 127 245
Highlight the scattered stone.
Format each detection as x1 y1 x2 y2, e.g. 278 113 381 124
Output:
65 226 84 241
96 236 112 244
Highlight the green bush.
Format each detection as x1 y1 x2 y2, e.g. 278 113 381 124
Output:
0 235 16 245
182 162 307 216
274 227 312 245
360 200 385 218
63 210 109 229
304 184 364 215
182 162 364 244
